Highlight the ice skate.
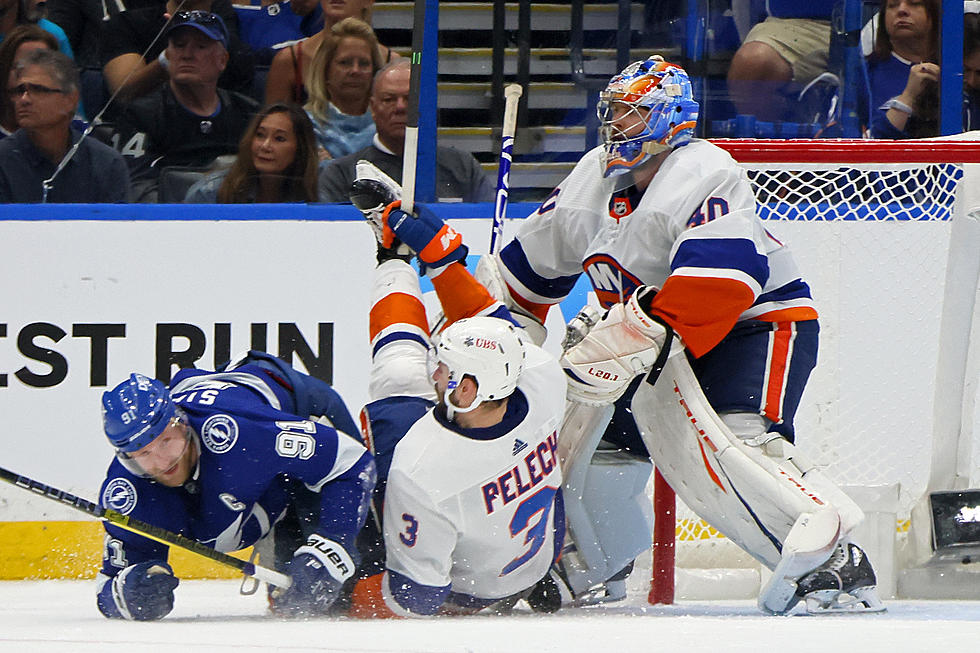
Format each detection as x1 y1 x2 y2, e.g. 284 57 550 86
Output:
348 160 413 263
795 542 886 614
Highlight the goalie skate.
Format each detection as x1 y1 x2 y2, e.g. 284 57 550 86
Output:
796 542 886 614
349 160 412 262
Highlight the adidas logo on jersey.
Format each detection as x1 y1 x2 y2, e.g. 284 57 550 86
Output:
512 439 528 456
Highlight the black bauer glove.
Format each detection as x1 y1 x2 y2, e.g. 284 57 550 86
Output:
270 534 355 618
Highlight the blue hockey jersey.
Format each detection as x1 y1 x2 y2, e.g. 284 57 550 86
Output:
95 363 374 617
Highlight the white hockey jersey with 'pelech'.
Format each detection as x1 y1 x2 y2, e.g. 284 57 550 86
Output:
496 140 818 357
380 342 566 614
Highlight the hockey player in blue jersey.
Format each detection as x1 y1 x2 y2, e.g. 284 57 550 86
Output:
95 351 375 621
339 163 567 618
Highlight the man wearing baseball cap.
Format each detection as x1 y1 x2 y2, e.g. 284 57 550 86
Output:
110 10 259 201
101 0 255 104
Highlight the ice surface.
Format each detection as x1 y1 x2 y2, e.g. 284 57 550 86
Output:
1 580 978 652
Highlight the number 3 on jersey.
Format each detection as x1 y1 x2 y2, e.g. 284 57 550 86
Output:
501 486 557 576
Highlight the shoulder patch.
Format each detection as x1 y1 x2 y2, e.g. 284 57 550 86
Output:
102 478 138 515
201 414 239 454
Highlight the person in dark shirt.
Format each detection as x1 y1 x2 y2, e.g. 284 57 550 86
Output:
0 48 128 201
318 59 493 204
100 0 254 103
110 10 258 201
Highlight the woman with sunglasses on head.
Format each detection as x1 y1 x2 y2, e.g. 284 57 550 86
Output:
184 102 319 202
264 0 394 105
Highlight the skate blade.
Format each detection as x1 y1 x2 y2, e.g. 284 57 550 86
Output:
804 586 886 614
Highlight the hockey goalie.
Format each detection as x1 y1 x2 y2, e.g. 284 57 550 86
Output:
479 54 885 615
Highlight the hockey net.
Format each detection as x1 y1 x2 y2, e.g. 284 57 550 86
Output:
641 138 980 603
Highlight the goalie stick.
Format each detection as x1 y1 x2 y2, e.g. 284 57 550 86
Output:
489 83 523 256
0 464 292 589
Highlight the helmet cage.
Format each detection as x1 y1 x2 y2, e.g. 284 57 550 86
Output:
597 55 699 178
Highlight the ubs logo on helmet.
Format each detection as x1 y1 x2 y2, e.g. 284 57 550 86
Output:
103 478 138 515
463 337 499 351
201 414 239 454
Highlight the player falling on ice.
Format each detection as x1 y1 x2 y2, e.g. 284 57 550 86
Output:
95 354 375 620
476 55 884 614
340 162 568 616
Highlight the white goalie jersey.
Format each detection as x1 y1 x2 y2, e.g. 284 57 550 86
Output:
380 343 566 615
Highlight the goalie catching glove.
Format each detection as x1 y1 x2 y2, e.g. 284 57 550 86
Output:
270 533 355 618
561 286 672 405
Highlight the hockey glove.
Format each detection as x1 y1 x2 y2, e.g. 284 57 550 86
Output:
381 201 468 269
561 285 671 405
271 534 355 618
109 561 180 621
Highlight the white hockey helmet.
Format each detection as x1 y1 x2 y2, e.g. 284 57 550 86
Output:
435 316 526 415
597 54 699 178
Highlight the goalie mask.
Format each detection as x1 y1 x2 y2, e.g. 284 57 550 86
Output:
102 373 198 481
434 317 526 419
598 55 699 178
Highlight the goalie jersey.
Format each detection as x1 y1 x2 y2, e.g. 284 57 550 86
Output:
352 259 567 617
95 363 373 617
497 140 818 357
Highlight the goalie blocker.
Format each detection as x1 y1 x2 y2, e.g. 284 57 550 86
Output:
556 286 884 614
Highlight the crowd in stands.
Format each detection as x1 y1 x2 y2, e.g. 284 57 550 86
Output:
0 0 977 204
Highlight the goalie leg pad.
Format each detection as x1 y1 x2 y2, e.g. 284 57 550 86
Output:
560 448 655 597
631 347 853 572
757 509 841 614
557 401 654 598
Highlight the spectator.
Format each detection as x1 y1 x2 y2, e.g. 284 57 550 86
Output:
965 11 980 130
0 49 128 201
0 23 56 136
264 0 394 105
100 0 254 103
0 0 74 58
111 10 258 202
319 59 494 203
45 0 151 70
866 0 939 139
184 101 318 202
233 0 322 66
304 16 378 160
727 0 834 122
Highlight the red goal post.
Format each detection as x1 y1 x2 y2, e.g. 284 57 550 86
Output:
646 137 980 604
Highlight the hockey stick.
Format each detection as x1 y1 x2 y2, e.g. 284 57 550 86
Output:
489 83 524 256
400 0 427 215
0 464 292 589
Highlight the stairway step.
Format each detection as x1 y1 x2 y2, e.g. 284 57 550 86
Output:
439 126 587 155
439 82 587 110
481 161 575 198
390 47 665 77
373 2 644 32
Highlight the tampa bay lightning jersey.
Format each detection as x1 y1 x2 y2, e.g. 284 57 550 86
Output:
497 141 817 357
96 365 372 581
